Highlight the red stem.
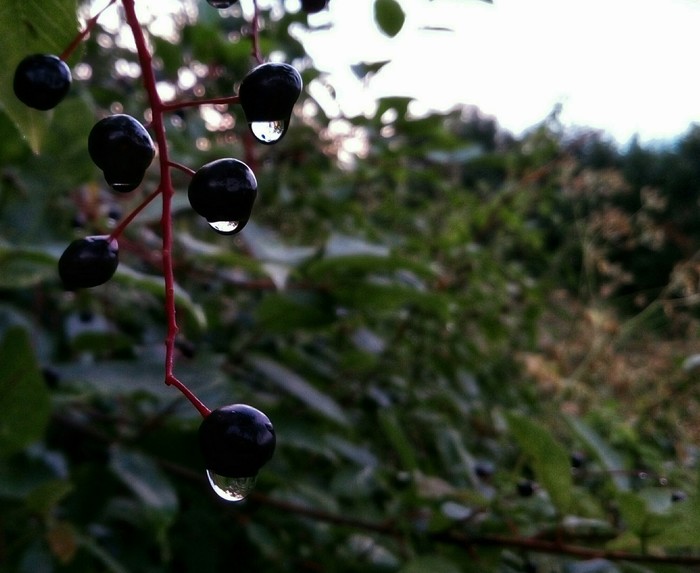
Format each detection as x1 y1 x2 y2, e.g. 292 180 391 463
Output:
251 0 264 65
121 0 210 418
60 0 118 61
162 95 240 112
108 185 162 241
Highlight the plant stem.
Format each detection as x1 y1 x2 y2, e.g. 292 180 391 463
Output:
61 0 118 61
161 95 240 112
121 0 210 418
251 0 264 65
108 186 162 241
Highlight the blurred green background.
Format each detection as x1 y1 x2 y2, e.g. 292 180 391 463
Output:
2 1 700 571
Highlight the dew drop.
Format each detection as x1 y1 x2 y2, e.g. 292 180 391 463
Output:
250 120 286 144
206 470 256 502
208 220 240 234
109 182 139 193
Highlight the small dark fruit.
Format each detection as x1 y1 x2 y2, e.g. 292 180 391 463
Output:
187 158 257 235
516 479 536 498
671 490 687 503
207 0 238 7
13 54 72 111
570 451 586 469
238 62 302 144
88 114 155 192
199 404 276 478
301 0 329 13
58 235 119 289
474 461 495 480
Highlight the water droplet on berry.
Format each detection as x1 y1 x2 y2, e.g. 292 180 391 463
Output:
110 182 139 193
206 470 256 502
250 120 286 144
208 220 240 234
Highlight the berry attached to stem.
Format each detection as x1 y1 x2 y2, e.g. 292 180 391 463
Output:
238 62 302 144
199 404 276 501
13 54 72 111
88 114 156 192
58 235 119 289
187 158 258 235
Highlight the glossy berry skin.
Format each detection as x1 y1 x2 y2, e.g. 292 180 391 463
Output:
58 235 119 290
13 54 72 111
88 114 155 192
187 158 257 234
207 0 238 7
199 404 276 478
301 0 329 13
238 63 302 139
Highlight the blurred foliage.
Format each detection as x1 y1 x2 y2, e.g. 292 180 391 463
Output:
2 1 700 572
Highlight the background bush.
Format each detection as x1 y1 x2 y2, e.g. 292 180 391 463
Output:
2 1 700 572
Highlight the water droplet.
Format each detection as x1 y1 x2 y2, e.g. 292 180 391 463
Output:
206 470 256 502
208 220 240 234
109 182 139 193
250 120 286 144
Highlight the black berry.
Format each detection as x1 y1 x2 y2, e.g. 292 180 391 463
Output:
301 0 329 13
516 479 536 498
474 461 495 480
570 451 586 469
199 404 276 478
671 490 687 503
13 54 72 111
58 235 119 289
187 158 257 234
88 114 155 192
207 0 238 7
238 62 302 144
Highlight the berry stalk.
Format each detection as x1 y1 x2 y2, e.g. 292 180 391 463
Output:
60 0 119 61
121 0 210 418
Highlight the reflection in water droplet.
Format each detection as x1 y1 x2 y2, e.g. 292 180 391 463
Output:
206 470 256 502
250 120 286 144
208 220 240 234
109 182 139 193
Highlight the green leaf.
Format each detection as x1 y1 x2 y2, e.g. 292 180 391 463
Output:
377 409 418 472
652 495 700 547
0 326 51 454
399 555 462 573
374 0 405 38
506 412 572 513
0 0 79 152
255 292 337 332
109 446 179 515
250 355 349 427
566 415 630 491
113 264 207 332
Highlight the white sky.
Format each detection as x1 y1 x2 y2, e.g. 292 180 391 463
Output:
297 0 700 145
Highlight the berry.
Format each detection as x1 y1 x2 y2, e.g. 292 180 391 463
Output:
13 54 72 111
570 451 586 469
671 490 687 503
58 235 119 289
301 0 329 13
474 461 495 480
238 62 302 144
207 0 238 7
199 404 276 478
516 479 536 497
88 114 155 192
187 158 257 235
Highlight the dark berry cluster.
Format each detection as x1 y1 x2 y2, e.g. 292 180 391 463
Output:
12 1 304 500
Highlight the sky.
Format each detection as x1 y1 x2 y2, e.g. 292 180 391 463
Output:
295 0 700 145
